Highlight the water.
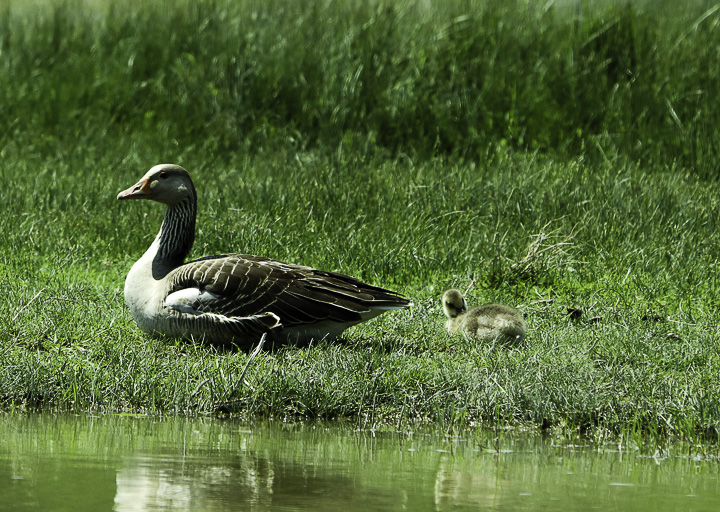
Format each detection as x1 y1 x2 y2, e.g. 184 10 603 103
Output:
0 414 718 511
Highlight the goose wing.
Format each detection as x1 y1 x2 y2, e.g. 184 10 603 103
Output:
164 254 410 327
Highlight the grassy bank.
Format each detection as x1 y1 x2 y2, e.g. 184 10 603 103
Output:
2 0 720 444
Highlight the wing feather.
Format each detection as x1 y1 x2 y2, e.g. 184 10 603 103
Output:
167 253 410 328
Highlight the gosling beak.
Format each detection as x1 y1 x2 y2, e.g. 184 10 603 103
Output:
117 178 151 200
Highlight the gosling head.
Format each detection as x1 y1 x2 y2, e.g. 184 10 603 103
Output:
442 289 468 319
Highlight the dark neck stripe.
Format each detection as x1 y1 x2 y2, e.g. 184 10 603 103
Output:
157 197 196 265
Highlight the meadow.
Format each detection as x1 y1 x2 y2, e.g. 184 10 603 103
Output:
2 0 720 446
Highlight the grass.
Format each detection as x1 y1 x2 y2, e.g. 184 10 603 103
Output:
3 0 720 170
2 0 720 446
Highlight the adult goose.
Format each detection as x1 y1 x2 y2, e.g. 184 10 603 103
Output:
442 289 526 343
117 164 411 349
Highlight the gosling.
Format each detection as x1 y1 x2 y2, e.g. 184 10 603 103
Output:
442 289 526 343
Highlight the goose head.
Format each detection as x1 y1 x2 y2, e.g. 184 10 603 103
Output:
117 164 196 206
442 289 467 319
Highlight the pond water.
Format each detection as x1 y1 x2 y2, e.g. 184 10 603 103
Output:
0 413 718 511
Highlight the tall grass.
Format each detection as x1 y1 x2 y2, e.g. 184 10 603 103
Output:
1 0 720 173
2 0 720 444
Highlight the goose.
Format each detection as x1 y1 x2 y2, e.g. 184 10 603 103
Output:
442 289 526 342
117 164 411 350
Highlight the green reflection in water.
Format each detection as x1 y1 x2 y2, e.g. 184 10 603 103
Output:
0 413 718 511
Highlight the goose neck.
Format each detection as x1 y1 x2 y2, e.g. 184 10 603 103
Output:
151 198 196 278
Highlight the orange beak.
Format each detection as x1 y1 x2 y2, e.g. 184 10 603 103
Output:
117 178 151 200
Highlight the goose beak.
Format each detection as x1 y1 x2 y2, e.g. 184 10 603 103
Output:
117 178 151 200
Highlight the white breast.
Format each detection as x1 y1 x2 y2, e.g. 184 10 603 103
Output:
165 287 221 315
123 248 167 335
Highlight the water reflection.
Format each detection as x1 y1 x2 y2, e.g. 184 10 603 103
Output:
111 419 444 511
0 414 719 511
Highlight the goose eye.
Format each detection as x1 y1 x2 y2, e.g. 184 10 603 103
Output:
159 172 168 179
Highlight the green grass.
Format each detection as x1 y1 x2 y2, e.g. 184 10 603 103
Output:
3 0 720 171
2 0 720 446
